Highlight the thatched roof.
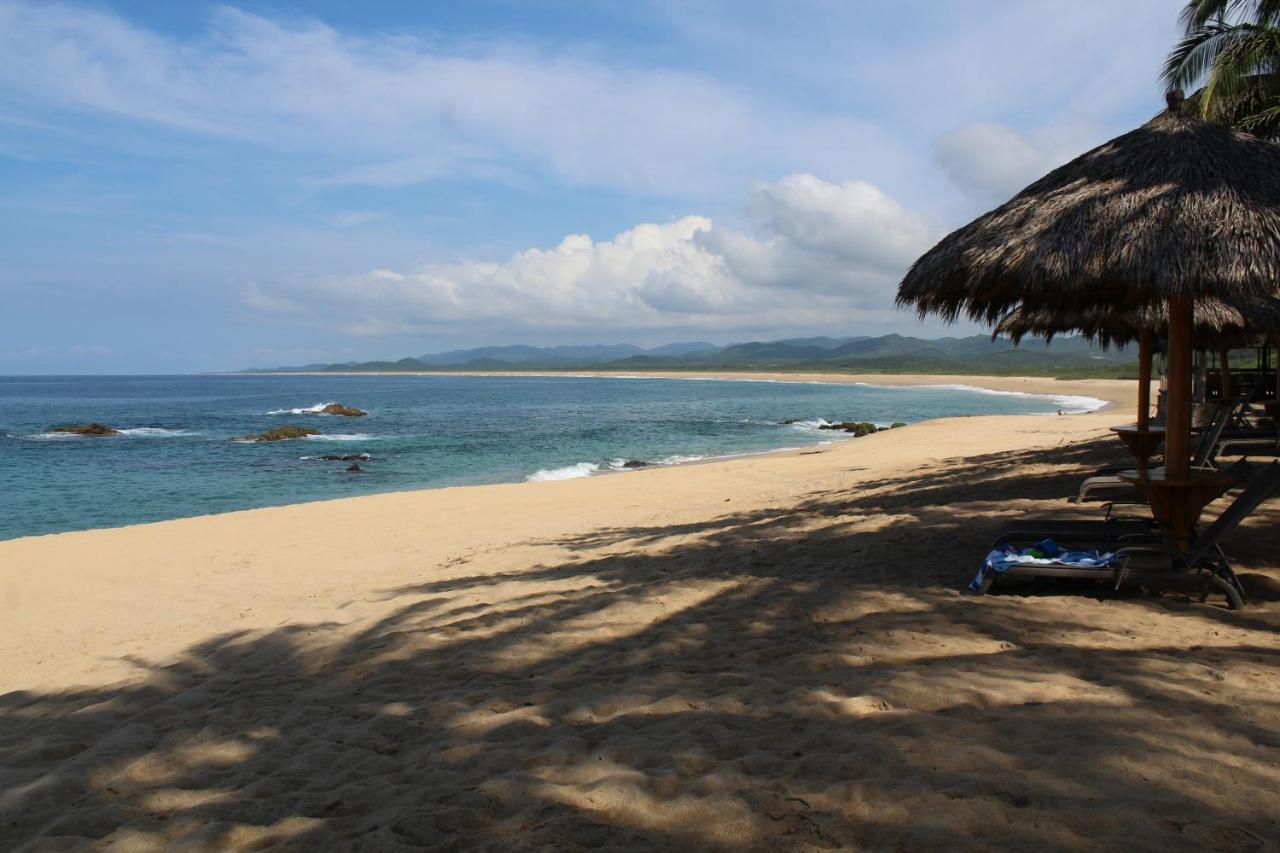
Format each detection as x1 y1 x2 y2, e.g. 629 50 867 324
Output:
897 92 1280 324
993 297 1280 349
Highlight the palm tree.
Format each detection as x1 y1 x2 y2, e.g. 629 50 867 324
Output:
1163 0 1280 138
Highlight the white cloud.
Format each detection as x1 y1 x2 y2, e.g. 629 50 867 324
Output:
933 122 1103 203
244 174 940 336
0 2 906 197
749 174 937 274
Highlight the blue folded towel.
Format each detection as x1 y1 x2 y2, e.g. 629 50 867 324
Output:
970 538 1117 591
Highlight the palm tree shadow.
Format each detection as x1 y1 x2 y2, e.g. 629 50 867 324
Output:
3 438 1279 850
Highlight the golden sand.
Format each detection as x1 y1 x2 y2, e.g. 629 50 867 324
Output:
2 375 1277 850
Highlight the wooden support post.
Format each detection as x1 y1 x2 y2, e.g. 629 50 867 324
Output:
1218 347 1232 402
1138 330 1152 429
1166 297 1194 480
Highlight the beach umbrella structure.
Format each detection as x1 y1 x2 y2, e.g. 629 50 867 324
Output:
1273 336 1280 416
995 298 1280 412
897 90 1280 550
994 298 1280 470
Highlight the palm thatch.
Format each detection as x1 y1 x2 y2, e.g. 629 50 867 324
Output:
897 92 1280 324
993 296 1280 349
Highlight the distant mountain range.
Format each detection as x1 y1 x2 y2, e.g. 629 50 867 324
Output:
245 334 1136 378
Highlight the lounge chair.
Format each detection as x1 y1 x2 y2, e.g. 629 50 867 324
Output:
974 461 1280 609
991 517 1157 548
1091 456 1253 522
1074 401 1235 503
992 459 1255 546
1216 433 1280 458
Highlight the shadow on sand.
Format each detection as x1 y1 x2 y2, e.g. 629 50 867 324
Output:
3 438 1278 850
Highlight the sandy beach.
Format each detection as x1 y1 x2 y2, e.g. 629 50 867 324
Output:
2 374 1277 851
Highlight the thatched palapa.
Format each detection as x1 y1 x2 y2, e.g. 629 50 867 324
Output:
897 92 1280 324
897 91 1280 548
993 297 1280 349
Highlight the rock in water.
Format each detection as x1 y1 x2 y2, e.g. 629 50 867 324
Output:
50 423 119 436
818 421 879 437
318 453 371 462
320 403 367 417
346 463 364 472
236 426 321 442
621 460 649 469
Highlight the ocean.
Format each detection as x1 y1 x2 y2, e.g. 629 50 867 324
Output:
0 374 1103 540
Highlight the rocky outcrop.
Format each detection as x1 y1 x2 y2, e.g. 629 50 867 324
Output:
819 421 879 437
317 453 372 462
236 426 320 442
346 463 364 472
320 403 367 417
621 460 649 469
50 423 119 436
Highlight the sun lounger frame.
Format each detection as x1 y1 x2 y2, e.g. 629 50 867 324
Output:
977 461 1280 609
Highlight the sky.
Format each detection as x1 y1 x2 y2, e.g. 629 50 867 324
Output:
0 0 1181 373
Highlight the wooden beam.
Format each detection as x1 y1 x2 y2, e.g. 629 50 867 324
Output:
1166 297 1194 480
1218 347 1232 401
1138 330 1152 429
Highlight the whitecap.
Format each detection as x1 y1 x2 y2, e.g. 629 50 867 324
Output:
526 462 600 482
267 402 336 415
117 427 197 437
653 453 707 465
302 433 373 441
788 417 832 430
20 432 81 441
299 452 372 461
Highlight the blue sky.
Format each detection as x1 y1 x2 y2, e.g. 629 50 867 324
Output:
0 0 1178 372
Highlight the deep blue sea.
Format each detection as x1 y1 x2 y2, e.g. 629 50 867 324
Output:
0 374 1104 540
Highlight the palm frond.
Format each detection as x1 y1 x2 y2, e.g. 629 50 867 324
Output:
1184 71 1280 138
1237 100 1280 135
1181 0 1280 31
1200 25 1280 111
1162 23 1237 90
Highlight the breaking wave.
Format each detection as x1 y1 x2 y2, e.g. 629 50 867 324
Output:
526 462 601 482
267 402 337 415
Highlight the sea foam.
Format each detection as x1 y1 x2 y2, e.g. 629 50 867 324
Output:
20 427 195 439
850 382 1107 414
117 427 196 437
267 402 337 415
526 462 600 481
788 417 833 430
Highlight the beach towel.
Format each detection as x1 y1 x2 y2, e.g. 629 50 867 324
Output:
970 538 1118 591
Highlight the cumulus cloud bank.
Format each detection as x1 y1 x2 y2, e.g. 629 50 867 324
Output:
247 175 940 336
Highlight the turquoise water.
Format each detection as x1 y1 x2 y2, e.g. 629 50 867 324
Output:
0 374 1102 540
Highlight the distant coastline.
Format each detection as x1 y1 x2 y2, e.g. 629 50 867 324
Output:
232 332 1138 380
217 369 1131 414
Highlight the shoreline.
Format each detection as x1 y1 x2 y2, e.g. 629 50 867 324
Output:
4 380 1276 849
1 378 1140 694
0 374 1134 545
4 410 1122 691
220 369 1134 414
